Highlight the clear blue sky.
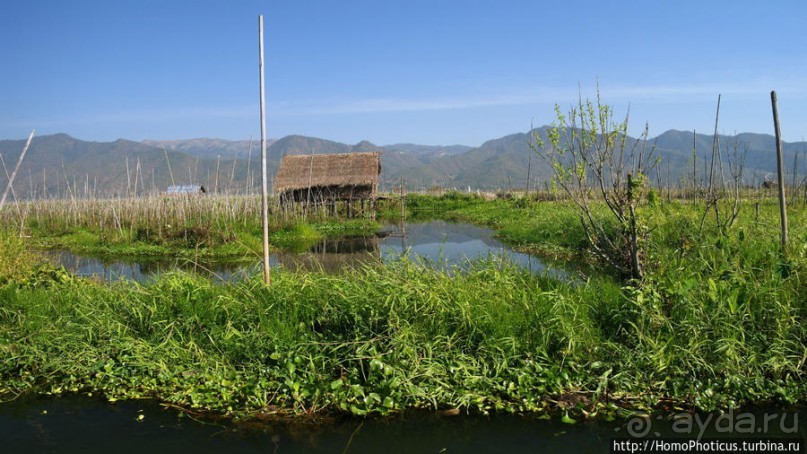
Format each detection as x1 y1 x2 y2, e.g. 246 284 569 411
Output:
2 0 806 146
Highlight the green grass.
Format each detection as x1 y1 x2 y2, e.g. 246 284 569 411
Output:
0 229 38 284
0 195 805 420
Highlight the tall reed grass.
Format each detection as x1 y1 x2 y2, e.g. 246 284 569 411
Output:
0 194 381 259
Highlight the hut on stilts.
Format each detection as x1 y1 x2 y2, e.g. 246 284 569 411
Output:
274 152 381 218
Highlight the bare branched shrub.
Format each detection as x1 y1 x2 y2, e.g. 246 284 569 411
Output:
532 90 657 280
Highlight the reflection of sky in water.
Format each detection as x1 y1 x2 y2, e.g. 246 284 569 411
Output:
44 251 257 283
379 221 566 278
46 221 568 282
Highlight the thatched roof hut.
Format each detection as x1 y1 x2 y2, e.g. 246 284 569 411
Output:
274 152 381 203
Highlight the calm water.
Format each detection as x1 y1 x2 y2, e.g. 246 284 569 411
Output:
44 221 569 282
1 395 802 453
42 251 257 283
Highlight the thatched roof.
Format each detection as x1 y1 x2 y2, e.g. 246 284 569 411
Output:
274 152 381 192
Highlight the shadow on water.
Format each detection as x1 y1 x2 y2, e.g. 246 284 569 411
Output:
1 395 803 453
44 221 573 282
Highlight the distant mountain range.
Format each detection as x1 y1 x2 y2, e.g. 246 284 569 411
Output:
0 129 804 199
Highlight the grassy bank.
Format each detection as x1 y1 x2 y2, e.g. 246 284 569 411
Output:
1 190 805 419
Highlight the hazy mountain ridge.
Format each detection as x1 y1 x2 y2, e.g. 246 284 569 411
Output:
143 138 266 160
1 129 805 198
404 128 807 189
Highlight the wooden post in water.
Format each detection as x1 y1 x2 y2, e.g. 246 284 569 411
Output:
400 178 406 220
770 90 789 252
0 129 35 214
259 15 271 285
400 178 406 236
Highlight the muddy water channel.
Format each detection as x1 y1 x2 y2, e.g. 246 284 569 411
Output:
1 395 803 453
45 221 568 282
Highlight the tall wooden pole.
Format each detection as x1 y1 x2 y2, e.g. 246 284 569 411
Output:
770 90 789 252
259 15 271 285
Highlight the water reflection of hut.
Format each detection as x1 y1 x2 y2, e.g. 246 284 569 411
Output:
277 235 384 273
274 152 381 217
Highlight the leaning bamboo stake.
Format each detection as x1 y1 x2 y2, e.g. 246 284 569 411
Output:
134 158 141 197
770 90 789 252
214 154 221 194
228 155 237 195
258 15 271 285
162 145 176 187
245 135 253 194
708 95 721 197
0 129 35 214
125 156 131 197
0 152 23 221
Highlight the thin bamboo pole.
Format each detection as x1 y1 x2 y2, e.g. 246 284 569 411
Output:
259 15 271 285
708 95 721 196
162 145 176 187
526 120 533 197
125 156 131 197
245 135 253 194
0 152 22 220
134 158 141 197
215 154 221 194
692 129 697 202
229 156 237 194
0 130 35 213
770 90 789 252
